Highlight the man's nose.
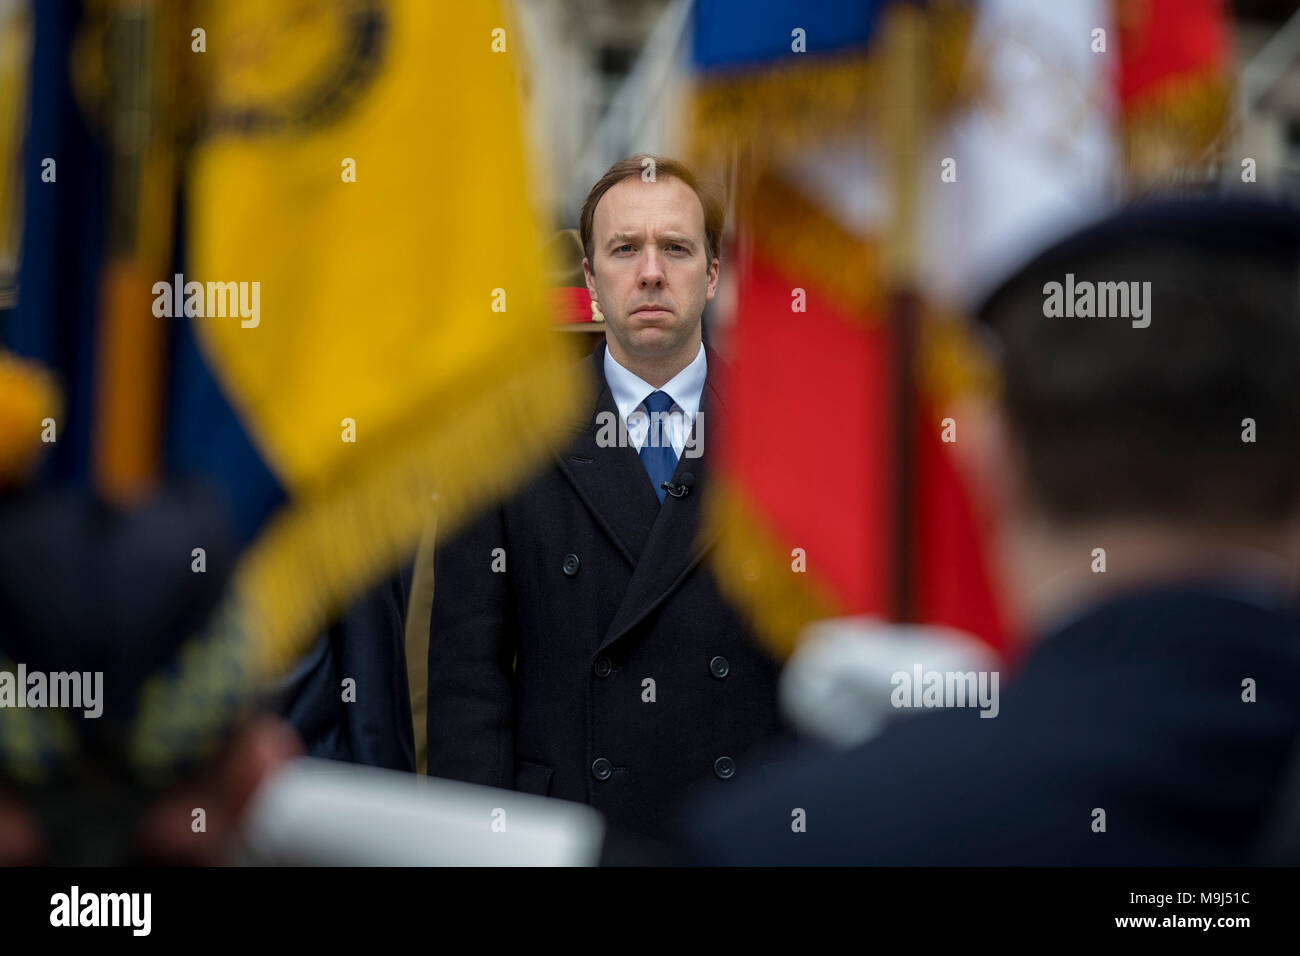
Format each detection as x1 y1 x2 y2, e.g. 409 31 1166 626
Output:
637 248 666 287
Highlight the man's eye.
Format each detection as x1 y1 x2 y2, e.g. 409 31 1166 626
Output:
616 244 634 253
668 243 687 253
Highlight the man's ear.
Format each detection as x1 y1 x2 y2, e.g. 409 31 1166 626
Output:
948 394 1024 531
582 257 598 303
705 256 719 301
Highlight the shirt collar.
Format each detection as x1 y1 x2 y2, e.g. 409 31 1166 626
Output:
603 341 707 425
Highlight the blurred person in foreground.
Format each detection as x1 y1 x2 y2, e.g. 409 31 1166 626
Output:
679 198 1300 865
0 353 302 864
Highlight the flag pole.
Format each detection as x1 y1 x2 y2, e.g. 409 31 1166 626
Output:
881 2 927 624
91 0 182 503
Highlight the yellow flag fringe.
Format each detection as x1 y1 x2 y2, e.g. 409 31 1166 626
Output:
705 476 843 661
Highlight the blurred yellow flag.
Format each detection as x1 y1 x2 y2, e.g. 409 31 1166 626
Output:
187 0 585 673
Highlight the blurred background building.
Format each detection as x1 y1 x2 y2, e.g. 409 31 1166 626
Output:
1237 0 1300 203
509 0 1300 227
512 0 688 229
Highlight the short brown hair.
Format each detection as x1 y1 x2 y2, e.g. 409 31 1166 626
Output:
983 240 1300 524
579 154 725 268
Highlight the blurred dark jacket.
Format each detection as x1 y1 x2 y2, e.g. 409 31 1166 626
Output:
0 482 236 722
0 479 415 775
276 572 415 772
679 584 1300 865
425 341 783 841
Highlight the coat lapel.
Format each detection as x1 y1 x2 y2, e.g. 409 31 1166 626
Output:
553 344 660 566
596 346 727 653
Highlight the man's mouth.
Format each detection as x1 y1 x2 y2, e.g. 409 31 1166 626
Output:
633 305 671 316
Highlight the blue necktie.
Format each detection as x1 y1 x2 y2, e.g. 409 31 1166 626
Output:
639 390 679 504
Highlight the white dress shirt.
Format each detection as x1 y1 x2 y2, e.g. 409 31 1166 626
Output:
603 342 706 457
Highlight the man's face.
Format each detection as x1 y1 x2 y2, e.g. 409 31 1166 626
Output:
583 175 718 364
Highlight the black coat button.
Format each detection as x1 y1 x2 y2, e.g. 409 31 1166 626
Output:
562 553 580 577
714 756 735 780
593 656 612 678
591 757 613 781
709 655 730 679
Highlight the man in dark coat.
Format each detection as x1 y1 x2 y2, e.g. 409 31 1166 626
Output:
425 155 783 841
680 198 1300 865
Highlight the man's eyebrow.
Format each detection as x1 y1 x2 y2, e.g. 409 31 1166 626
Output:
605 231 696 248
